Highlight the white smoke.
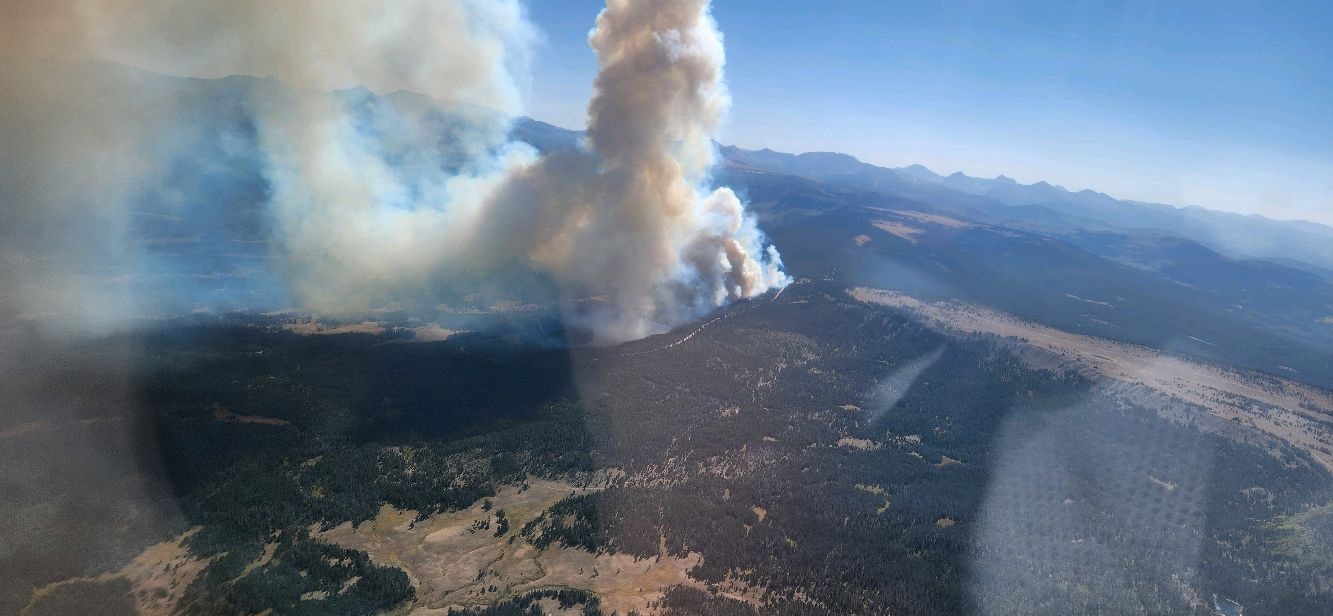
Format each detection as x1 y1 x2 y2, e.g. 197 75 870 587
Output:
535 0 792 339
2 0 788 343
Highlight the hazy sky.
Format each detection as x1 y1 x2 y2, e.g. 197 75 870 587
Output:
524 0 1332 225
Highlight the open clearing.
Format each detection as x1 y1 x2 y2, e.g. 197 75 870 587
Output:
282 320 386 335
868 208 978 244
30 479 742 615
852 287 1333 471
316 479 708 615
24 529 210 616
871 220 925 243
837 437 880 450
212 403 291 426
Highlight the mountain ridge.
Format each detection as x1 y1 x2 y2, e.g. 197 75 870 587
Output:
706 141 1333 272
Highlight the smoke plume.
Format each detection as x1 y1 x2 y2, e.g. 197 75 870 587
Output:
1 0 788 342
531 0 791 339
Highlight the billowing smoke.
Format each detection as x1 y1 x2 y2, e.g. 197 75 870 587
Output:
530 0 791 339
1 0 788 343
463 0 790 339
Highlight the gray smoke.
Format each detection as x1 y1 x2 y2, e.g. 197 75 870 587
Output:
1 0 788 342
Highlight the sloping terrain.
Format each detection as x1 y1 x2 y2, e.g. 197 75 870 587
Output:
851 287 1333 471
726 167 1333 388
5 71 1333 615
315 478 708 616
720 144 1333 273
11 280 1333 615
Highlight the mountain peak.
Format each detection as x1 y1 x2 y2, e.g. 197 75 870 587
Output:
897 163 940 180
333 85 377 100
796 151 861 163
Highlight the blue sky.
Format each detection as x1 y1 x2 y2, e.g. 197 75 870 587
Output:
522 1 1332 224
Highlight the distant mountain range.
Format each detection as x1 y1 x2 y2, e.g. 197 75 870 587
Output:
512 117 1333 275
508 117 1333 385
717 146 1333 276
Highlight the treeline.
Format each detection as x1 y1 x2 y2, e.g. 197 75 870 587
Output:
100 279 1333 614
445 589 601 616
126 326 602 614
182 530 412 616
530 282 1333 614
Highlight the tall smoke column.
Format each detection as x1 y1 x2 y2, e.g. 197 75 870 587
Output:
250 0 789 341
519 0 790 340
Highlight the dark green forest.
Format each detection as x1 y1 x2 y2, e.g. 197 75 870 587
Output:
15 282 1333 615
